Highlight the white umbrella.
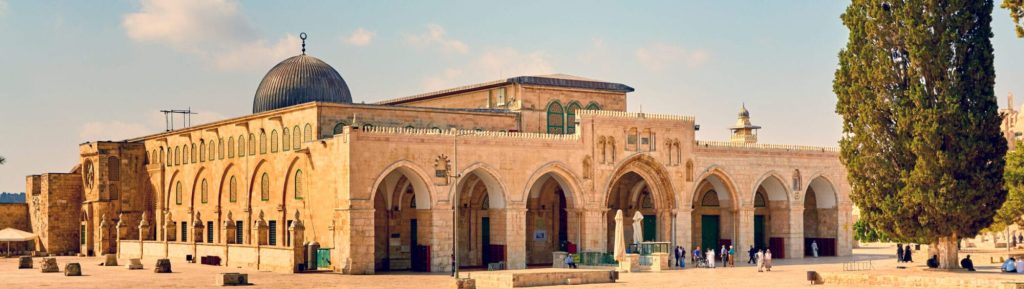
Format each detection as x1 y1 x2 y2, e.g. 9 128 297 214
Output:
614 210 625 262
632 211 644 245
0 228 35 256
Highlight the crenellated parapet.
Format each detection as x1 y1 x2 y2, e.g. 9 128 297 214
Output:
695 140 839 153
576 109 695 123
357 126 582 141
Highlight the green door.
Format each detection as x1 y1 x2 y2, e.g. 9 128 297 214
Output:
317 248 331 268
701 215 720 252
481 217 490 265
642 215 657 241
754 215 766 249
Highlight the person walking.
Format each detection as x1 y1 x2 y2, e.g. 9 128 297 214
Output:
720 245 728 267
811 240 819 257
896 243 904 263
765 249 773 272
748 245 757 265
679 247 686 268
673 246 682 268
756 249 765 272
707 248 716 269
903 245 913 263
728 246 736 267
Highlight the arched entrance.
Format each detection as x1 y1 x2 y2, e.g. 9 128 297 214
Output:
803 176 838 257
455 168 507 268
752 175 790 258
525 171 578 266
606 171 669 252
691 173 739 257
372 166 432 272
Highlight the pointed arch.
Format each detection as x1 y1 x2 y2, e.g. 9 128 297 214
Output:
451 162 509 209
546 100 565 134
521 161 585 208
751 171 791 205
369 160 434 210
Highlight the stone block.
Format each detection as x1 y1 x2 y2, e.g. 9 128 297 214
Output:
154 258 171 273
452 278 476 289
617 254 640 273
215 273 249 286
552 251 567 269
40 257 58 273
650 253 668 272
18 256 32 269
566 278 582 285
103 254 118 266
64 263 81 276
126 258 143 270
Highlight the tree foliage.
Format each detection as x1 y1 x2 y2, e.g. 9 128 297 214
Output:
1004 0 1024 37
854 219 890 243
834 0 1007 262
996 141 1024 227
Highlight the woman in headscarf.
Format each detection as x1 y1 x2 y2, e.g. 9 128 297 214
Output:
764 249 773 271
707 248 716 269
896 243 904 263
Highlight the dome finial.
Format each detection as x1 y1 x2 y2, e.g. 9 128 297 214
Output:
300 32 308 55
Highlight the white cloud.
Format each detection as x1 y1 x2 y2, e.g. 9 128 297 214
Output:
122 0 299 71
345 28 375 46
405 23 469 54
422 48 554 91
635 43 709 71
79 121 153 142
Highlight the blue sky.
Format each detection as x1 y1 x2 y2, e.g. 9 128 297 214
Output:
0 0 1022 193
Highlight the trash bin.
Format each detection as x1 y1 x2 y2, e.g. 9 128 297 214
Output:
807 271 818 284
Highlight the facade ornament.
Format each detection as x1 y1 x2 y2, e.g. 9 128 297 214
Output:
434 154 451 186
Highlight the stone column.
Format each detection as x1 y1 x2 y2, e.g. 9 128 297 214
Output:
504 206 528 270
116 214 126 258
138 212 150 259
99 214 110 255
253 211 268 246
288 210 305 272
346 207 374 274
674 208 692 250
837 204 854 257
579 208 607 252
429 207 454 274
737 207 754 257
787 205 805 259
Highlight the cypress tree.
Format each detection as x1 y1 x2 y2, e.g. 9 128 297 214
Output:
834 0 1006 269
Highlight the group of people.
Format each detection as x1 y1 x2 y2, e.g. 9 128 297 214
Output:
1001 257 1024 273
895 244 914 263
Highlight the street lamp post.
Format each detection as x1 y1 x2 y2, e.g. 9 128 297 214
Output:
451 131 474 279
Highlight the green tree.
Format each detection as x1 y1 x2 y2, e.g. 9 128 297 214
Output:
854 219 890 243
834 0 1006 269
1005 0 1024 37
993 142 1024 239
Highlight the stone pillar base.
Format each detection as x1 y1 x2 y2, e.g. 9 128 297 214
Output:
617 254 640 272
552 251 567 268
650 253 668 272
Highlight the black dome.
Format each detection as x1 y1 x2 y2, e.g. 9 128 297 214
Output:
253 54 352 113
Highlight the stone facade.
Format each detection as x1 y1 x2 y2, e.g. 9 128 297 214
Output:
24 54 852 274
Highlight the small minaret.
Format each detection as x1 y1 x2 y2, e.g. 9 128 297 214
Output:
730 103 762 144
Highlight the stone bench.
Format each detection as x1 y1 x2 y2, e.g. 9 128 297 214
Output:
126 258 143 270
40 257 59 273
65 263 81 276
154 259 171 273
103 254 118 266
215 273 249 286
18 256 32 269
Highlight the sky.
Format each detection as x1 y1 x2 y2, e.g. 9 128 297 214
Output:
0 0 1022 193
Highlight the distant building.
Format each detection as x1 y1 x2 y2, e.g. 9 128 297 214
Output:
0 192 26 203
25 40 853 274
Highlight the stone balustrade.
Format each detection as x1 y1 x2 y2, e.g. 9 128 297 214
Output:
695 140 839 153
577 109 695 123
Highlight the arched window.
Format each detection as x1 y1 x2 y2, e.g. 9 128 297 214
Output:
282 128 290 151
228 137 235 158
700 190 719 207
754 191 767 208
294 170 304 200
191 143 197 163
199 141 206 162
229 176 237 203
209 139 216 161
792 169 802 191
238 135 246 157
259 132 267 154
182 146 189 165
333 122 346 135
271 130 279 153
218 138 224 159
293 125 301 149
685 160 694 182
174 146 180 165
546 101 565 134
160 148 166 166
585 102 601 110
566 102 581 134
175 181 182 205
248 134 256 156
304 124 313 142
627 128 638 151
201 179 208 204
108 157 120 181
260 173 270 201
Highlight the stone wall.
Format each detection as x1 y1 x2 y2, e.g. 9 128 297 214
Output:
0 203 30 231
27 173 83 255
